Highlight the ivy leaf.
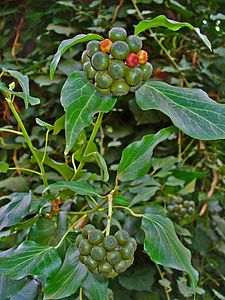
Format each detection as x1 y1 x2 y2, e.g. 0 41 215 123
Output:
134 15 211 50
117 127 176 182
141 213 199 288
11 279 39 300
0 162 9 173
0 192 32 230
60 71 117 155
82 273 108 300
50 33 103 79
44 246 88 299
135 81 225 140
36 118 54 131
0 275 27 299
43 181 98 196
0 241 61 279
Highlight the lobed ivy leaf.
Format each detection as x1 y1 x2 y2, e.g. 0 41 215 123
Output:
0 192 32 230
135 81 225 140
134 15 211 50
0 241 61 280
141 213 199 288
60 71 117 155
50 33 103 80
43 181 99 196
117 127 176 182
44 246 88 299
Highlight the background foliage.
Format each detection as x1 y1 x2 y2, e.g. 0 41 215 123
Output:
0 0 225 299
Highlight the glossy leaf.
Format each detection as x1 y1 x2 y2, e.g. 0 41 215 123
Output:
50 33 103 79
141 213 199 288
36 118 54 131
43 181 98 196
60 71 117 155
44 246 88 299
0 162 9 173
83 273 108 300
11 279 39 300
0 275 27 299
53 115 65 135
0 192 32 230
0 241 61 279
117 127 176 181
134 15 211 50
136 81 225 140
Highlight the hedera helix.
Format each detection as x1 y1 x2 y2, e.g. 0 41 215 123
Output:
0 15 225 299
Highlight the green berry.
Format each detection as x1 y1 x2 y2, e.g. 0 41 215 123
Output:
180 208 187 215
120 244 134 260
167 205 174 212
76 234 85 247
95 85 111 95
114 260 128 273
79 239 92 256
86 40 100 57
172 204 180 211
115 230 129 245
79 254 85 263
95 71 113 89
109 27 127 42
84 256 98 270
107 250 122 265
176 197 183 204
91 245 106 261
188 207 195 214
83 61 97 80
88 229 103 245
99 262 113 275
108 60 127 79
126 35 142 53
139 62 153 80
188 201 195 207
111 41 130 60
110 79 130 97
91 51 110 71
92 268 100 275
106 269 118 278
82 224 95 237
103 236 118 251
125 68 143 86
130 83 143 92
128 237 137 251
81 50 90 63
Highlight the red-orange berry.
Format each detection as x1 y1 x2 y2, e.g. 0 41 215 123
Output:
100 39 113 53
137 50 148 64
126 53 139 67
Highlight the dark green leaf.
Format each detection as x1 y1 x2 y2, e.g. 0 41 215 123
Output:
83 273 108 300
136 81 225 140
50 34 103 79
11 279 39 300
60 71 117 155
0 275 27 299
29 217 56 245
53 115 65 135
0 177 28 192
44 246 88 299
0 192 32 230
0 241 61 279
0 162 9 173
43 181 98 196
134 15 211 50
117 127 176 182
141 213 198 288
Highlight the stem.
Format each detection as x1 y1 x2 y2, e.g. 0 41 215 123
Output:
79 287 83 300
155 263 171 300
6 98 48 187
113 205 142 218
71 112 104 180
105 194 113 236
9 167 42 176
55 215 87 249
42 129 50 164
68 199 108 215
0 128 23 135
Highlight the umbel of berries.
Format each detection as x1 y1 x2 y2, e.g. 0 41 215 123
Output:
167 198 195 220
81 27 153 97
76 224 137 278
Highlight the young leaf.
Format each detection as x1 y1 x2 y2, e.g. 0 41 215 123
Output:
44 246 88 299
82 272 108 300
60 71 117 155
0 162 9 173
53 114 65 135
0 241 61 279
117 127 176 182
43 181 99 196
141 213 199 288
136 81 225 140
0 192 32 230
36 118 54 131
50 33 103 80
134 15 211 50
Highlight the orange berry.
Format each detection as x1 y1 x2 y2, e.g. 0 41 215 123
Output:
126 53 139 67
100 39 113 53
137 50 148 64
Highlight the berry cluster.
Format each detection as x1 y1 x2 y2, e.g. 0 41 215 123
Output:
76 224 137 278
82 27 153 97
167 198 195 219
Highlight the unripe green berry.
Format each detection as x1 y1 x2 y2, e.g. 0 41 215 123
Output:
84 256 98 270
79 239 92 256
110 79 130 97
95 85 111 95
103 236 118 251
115 230 129 245
114 260 128 273
76 234 85 247
109 27 127 42
111 41 130 60
139 62 153 80
108 60 127 80
91 245 106 261
126 35 142 53
95 71 113 89
86 40 100 57
120 244 134 259
91 52 110 71
125 68 143 86
88 229 103 245
99 262 113 275
107 250 122 265
83 61 97 80
82 224 95 237
81 50 90 64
